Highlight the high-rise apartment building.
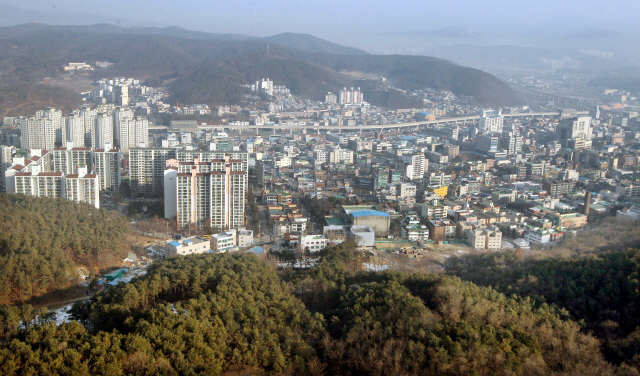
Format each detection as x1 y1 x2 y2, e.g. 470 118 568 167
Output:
478 109 504 133
164 152 248 230
64 167 100 209
93 143 121 191
402 153 427 180
53 142 92 175
18 108 65 150
114 108 134 151
93 112 114 149
129 148 177 197
556 116 592 148
339 87 364 105
66 111 86 147
0 145 13 192
6 149 99 208
475 134 500 153
14 171 64 199
79 106 97 147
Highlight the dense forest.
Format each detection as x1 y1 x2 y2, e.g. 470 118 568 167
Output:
0 241 630 375
0 194 130 304
445 247 640 369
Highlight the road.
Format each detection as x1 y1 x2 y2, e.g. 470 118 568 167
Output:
150 110 587 133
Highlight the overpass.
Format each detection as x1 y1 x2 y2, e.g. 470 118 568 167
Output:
150 110 587 134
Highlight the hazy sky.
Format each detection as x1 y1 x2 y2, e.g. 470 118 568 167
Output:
2 0 639 41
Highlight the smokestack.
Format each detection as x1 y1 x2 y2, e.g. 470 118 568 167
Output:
584 192 591 216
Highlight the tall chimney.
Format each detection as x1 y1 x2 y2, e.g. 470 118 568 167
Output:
584 191 591 216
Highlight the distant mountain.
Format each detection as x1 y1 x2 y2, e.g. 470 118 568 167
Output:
0 24 522 108
588 67 640 92
264 32 368 55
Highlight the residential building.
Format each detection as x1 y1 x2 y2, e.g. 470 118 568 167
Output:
403 153 427 180
0 145 13 192
93 144 121 191
425 150 448 164
129 148 177 197
92 112 114 149
64 166 99 209
164 153 248 230
478 109 503 133
329 148 354 164
53 143 92 175
427 185 449 198
238 229 254 248
475 134 500 153
542 180 575 197
426 219 456 241
339 87 364 105
401 217 430 241
211 231 237 252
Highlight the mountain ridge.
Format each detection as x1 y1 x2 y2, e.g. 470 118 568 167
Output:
0 23 521 108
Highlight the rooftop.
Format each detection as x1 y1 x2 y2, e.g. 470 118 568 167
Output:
351 210 391 218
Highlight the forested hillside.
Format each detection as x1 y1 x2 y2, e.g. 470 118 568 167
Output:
0 242 621 375
445 247 640 369
0 24 522 108
0 194 130 304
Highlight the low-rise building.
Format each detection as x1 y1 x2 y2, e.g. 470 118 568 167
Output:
211 231 237 252
238 229 254 248
350 226 375 247
299 235 327 252
166 236 211 256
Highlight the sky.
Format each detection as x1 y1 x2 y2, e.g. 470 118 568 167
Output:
2 0 639 42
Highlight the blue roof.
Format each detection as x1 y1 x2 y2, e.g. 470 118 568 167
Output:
351 210 390 218
248 246 265 254
168 241 182 247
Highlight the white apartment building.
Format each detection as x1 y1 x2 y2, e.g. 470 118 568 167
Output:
93 144 121 191
399 183 417 198
478 109 504 133
329 148 354 164
92 112 113 149
19 108 64 150
0 145 13 192
164 153 248 230
129 148 177 197
211 231 237 252
14 171 64 199
402 153 427 180
64 167 100 209
313 150 329 165
66 112 86 147
115 109 148 153
238 229 254 248
53 143 92 175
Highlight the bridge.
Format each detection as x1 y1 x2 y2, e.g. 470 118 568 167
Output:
150 110 588 134
510 85 593 111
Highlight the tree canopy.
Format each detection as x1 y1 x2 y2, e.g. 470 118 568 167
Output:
0 240 624 375
0 194 130 303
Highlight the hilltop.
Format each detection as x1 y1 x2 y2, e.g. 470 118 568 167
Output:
0 24 522 109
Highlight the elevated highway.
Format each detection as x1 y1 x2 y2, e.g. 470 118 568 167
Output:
150 110 588 133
